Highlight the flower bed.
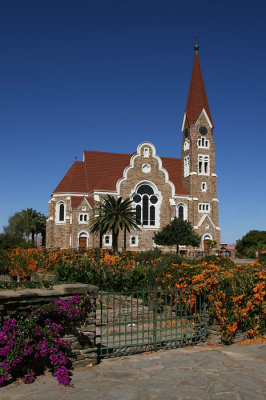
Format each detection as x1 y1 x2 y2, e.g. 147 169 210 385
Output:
2 248 266 345
155 256 265 343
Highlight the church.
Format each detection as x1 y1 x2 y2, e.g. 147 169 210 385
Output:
46 45 220 253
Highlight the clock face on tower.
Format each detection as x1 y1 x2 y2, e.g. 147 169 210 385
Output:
199 126 207 135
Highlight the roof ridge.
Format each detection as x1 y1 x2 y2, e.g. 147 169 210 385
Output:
84 150 131 156
161 156 181 161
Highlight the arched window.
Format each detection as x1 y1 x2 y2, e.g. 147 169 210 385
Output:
59 204 65 221
197 137 209 148
56 201 65 223
176 203 187 220
132 184 159 226
178 205 184 219
198 155 210 175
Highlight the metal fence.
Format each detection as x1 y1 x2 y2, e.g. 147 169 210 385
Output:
96 286 206 358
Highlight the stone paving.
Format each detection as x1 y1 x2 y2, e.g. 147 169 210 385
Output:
1 344 265 400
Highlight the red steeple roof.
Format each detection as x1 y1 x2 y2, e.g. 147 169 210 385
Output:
185 52 213 127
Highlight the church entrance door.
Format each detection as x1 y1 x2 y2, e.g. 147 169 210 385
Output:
79 237 87 250
203 239 211 251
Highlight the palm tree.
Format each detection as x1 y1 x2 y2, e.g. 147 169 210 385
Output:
90 195 140 254
20 208 38 244
35 212 47 246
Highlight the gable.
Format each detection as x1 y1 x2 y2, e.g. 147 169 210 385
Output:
70 196 93 209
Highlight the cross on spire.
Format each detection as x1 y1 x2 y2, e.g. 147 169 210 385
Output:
194 34 199 53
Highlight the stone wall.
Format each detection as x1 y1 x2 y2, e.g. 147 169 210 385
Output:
206 315 248 345
0 283 99 367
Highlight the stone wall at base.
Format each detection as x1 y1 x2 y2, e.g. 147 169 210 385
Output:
0 283 99 367
206 316 248 345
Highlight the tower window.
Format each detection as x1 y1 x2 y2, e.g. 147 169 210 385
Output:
201 182 207 192
184 138 190 151
184 156 190 177
197 137 209 148
198 203 210 213
198 155 210 175
132 183 159 226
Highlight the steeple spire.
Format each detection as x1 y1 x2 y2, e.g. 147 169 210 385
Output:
185 44 213 127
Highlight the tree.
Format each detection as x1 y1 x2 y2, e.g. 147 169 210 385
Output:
35 212 47 246
4 212 25 239
20 208 38 244
236 230 266 258
0 233 28 250
90 195 140 254
4 209 47 247
153 217 201 253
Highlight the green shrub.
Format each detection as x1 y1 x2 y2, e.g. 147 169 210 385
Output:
0 250 10 275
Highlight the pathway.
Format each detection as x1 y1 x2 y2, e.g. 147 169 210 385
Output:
1 343 265 400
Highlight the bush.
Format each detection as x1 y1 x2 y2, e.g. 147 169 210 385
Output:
257 251 266 266
0 294 91 386
155 259 265 344
0 250 10 275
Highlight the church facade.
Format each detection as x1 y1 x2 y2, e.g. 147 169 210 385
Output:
46 47 220 252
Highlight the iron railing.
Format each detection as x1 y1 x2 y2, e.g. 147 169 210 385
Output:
96 286 206 358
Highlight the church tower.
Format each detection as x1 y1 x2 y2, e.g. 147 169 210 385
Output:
181 43 220 247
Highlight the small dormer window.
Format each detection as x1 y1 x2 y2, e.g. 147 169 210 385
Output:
79 213 89 223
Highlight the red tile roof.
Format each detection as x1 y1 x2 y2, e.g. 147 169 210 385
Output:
53 150 188 196
161 157 188 195
54 161 88 193
185 53 213 127
84 151 132 192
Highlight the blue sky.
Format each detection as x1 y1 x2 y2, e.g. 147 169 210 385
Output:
0 0 265 243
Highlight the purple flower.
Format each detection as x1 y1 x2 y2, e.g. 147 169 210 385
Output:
54 366 70 386
0 294 92 387
23 370 35 384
